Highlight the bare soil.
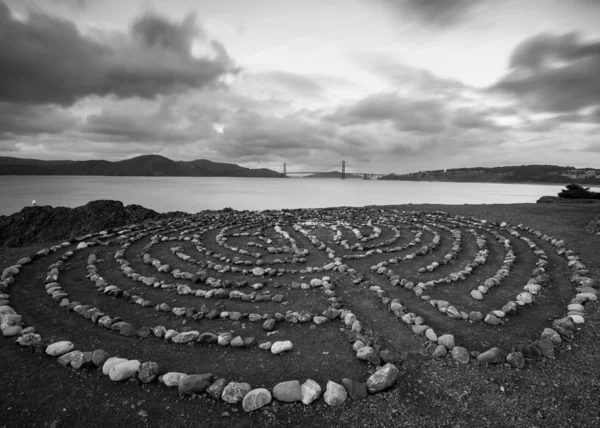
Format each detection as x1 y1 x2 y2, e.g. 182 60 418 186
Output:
1 202 599 428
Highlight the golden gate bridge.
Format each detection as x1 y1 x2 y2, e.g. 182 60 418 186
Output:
281 161 386 180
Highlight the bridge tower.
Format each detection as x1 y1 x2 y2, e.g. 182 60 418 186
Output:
341 160 346 180
283 162 286 177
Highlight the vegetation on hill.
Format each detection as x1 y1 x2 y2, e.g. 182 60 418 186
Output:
0 155 282 178
380 165 600 185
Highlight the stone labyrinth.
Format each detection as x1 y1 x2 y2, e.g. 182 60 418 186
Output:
1 208 597 411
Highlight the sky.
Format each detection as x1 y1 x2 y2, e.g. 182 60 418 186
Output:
1 0 600 174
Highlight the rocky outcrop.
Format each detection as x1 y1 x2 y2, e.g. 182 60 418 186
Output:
0 200 186 247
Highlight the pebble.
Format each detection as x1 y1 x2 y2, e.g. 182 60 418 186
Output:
323 381 347 406
178 373 214 395
109 360 140 381
92 349 110 367
207 378 228 399
341 378 368 400
46 341 74 357
366 363 400 393
451 347 471 364
437 334 455 350
301 379 322 405
2 325 22 336
242 388 272 412
138 361 160 383
506 352 526 369
477 348 507 364
272 380 302 402
222 382 252 404
271 340 293 355
162 372 187 387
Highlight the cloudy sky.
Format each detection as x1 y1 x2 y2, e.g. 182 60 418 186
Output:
1 0 599 174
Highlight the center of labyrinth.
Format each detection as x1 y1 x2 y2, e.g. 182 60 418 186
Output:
1 208 597 410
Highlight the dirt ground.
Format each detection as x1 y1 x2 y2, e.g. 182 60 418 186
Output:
1 202 599 428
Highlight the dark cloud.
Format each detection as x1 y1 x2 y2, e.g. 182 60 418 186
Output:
378 0 481 26
0 102 79 139
328 93 446 133
0 2 235 106
492 32 600 112
249 71 325 99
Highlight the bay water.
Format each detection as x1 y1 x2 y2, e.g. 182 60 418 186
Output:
0 175 588 216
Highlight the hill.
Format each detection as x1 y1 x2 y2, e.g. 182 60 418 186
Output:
0 155 282 178
380 165 600 185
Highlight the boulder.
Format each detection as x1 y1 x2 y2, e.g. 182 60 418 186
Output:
366 363 400 393
242 388 272 412
323 381 347 406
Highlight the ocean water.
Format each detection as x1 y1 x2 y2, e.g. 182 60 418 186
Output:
0 175 589 216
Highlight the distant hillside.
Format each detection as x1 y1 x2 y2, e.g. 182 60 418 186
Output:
380 165 600 185
0 155 282 178
304 171 362 179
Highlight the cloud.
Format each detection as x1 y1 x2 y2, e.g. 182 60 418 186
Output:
376 0 481 26
492 32 600 112
329 93 446 133
0 102 80 139
0 2 236 106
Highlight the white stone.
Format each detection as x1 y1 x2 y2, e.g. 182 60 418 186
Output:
109 360 140 381
323 381 347 406
162 372 187 387
301 379 322 405
102 357 128 375
45 341 74 357
271 340 293 355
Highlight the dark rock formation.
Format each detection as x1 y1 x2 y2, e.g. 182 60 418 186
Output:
0 200 186 247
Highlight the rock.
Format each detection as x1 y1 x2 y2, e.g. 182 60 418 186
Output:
451 347 470 364
16 333 41 347
2 325 22 336
102 357 128 375
109 360 140 381
470 290 483 300
57 350 83 366
341 378 368 400
366 363 401 393
162 372 187 387
323 381 347 406
437 334 455 350
252 267 265 276
271 340 293 355
242 388 272 412
432 344 447 358
515 343 542 361
218 333 233 346
534 339 555 358
92 349 110 367
172 331 200 344
301 379 322 405
230 336 245 348
197 332 218 344
138 361 160 383
262 318 276 331
469 311 484 322
46 341 74 357
71 352 93 370
477 348 507 364
222 382 252 404
425 328 437 342
273 380 302 402
178 373 214 395
506 352 526 369
207 378 227 399
540 328 562 345
552 317 576 339
484 314 503 326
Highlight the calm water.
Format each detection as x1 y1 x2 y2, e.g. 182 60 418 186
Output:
0 175 591 216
